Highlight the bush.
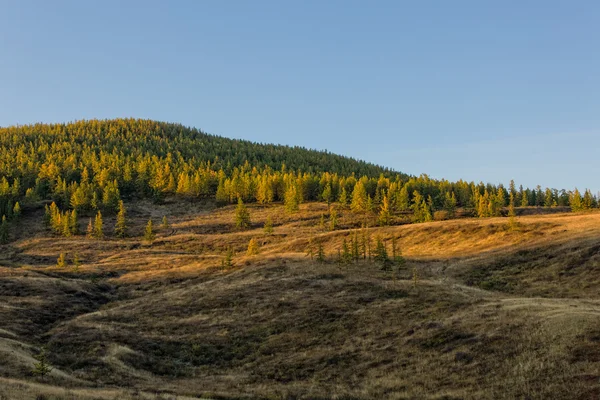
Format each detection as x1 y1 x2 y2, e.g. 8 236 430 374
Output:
434 210 449 221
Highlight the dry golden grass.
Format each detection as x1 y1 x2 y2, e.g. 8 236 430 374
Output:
0 200 599 399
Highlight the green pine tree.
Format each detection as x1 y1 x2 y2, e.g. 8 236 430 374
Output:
247 238 259 256
235 197 251 230
32 347 53 379
144 218 155 244
93 211 104 239
264 215 274 235
114 200 127 238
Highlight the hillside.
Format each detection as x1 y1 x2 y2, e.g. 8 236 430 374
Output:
0 199 599 399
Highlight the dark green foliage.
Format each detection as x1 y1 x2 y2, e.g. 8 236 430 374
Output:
32 347 53 378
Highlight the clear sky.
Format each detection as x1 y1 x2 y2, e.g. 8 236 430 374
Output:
1 1 599 191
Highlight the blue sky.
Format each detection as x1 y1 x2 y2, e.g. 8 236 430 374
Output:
1 1 599 191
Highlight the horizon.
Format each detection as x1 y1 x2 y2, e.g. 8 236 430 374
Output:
1 1 599 191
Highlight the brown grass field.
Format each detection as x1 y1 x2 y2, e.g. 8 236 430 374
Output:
0 200 599 399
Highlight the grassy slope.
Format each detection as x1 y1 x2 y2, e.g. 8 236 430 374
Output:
0 201 599 399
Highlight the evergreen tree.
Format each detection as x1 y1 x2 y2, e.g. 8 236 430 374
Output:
115 200 127 238
12 201 21 220
0 215 8 244
338 187 348 207
247 238 259 256
443 192 457 218
93 211 104 239
235 197 251 230
284 183 300 213
373 236 391 270
144 219 155 243
351 180 368 212
264 215 274 235
378 191 391 226
86 218 94 239
32 347 53 379
69 209 79 235
316 242 326 263
570 189 583 212
56 252 66 268
73 253 81 271
322 183 333 208
222 246 234 268
341 238 352 264
508 192 518 230
329 207 338 231
161 215 169 229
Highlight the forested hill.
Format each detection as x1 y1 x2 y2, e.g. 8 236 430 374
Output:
0 119 397 178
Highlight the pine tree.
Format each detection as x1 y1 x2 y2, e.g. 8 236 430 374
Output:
338 187 348 207
32 347 53 379
43 204 52 227
161 215 169 229
235 197 251 230
86 218 94 239
508 192 518 230
69 209 79 235
443 192 457 218
351 180 368 212
322 183 333 208
247 238 259 256
144 219 155 244
73 253 81 271
378 191 391 226
93 211 104 239
570 189 583 212
263 215 274 235
374 236 390 270
56 252 66 268
284 183 300 213
316 242 326 263
341 238 352 264
222 246 234 268
0 215 8 244
115 200 127 238
62 211 72 237
12 201 21 220
329 207 338 231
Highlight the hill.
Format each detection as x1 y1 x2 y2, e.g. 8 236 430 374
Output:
0 199 599 399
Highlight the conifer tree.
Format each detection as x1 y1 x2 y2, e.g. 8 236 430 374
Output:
161 215 169 229
73 253 81 271
69 209 79 235
0 215 8 244
374 236 390 270
114 200 127 238
32 347 53 379
247 238 259 256
235 197 251 230
62 211 72 237
86 218 94 239
264 215 274 235
351 180 368 212
329 207 338 231
319 213 326 230
56 252 66 268
322 183 333 208
443 192 457 218
43 204 52 227
378 191 391 226
222 246 234 268
93 211 104 239
570 189 583 212
284 183 300 213
12 202 21 220
338 187 348 207
316 242 326 263
144 218 155 244
508 192 518 230
341 238 352 264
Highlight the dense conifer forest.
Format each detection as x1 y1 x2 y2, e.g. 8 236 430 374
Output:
0 118 597 240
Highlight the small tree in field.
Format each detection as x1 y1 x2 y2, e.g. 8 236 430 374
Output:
144 219 155 244
161 215 169 229
264 215 274 235
316 242 326 263
93 211 104 239
222 246 234 268
56 252 66 268
247 238 259 256
114 200 127 238
32 347 52 379
235 198 251 230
